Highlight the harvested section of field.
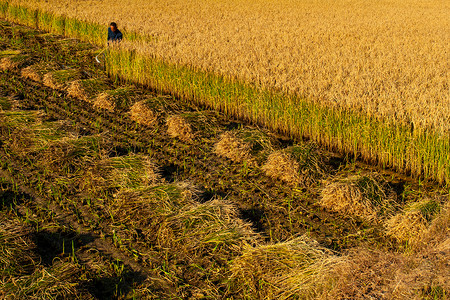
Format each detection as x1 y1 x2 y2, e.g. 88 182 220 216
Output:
0 20 448 299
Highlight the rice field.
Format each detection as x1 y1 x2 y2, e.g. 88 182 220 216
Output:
0 3 449 300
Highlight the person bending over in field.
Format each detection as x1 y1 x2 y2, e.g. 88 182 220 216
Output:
108 22 123 43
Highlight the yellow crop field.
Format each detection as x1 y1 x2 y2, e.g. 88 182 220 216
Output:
9 0 450 131
1 0 449 183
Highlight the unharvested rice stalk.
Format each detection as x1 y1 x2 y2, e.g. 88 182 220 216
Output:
0 57 18 71
20 65 41 82
320 173 397 221
93 92 115 112
166 115 194 142
129 101 158 126
67 80 89 102
385 198 441 247
214 131 252 163
230 236 343 299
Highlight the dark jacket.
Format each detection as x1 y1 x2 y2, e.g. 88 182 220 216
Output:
108 28 123 42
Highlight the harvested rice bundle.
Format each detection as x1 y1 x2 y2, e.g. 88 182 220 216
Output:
67 78 109 102
93 92 115 111
156 199 257 257
320 173 397 221
230 236 343 299
385 198 441 247
0 50 26 71
84 154 160 192
43 69 81 90
129 101 158 126
0 57 19 71
166 115 194 142
262 144 326 187
214 129 273 164
0 220 37 278
94 87 135 112
20 65 41 82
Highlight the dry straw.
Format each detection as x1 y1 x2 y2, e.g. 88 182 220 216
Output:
166 115 194 142
320 173 397 221
385 198 448 250
214 131 252 163
0 57 18 71
262 145 325 187
129 101 158 126
230 236 343 299
67 80 89 101
93 92 115 112
21 65 41 82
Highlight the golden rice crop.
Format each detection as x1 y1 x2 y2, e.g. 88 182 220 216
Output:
2 0 450 184
7 0 450 133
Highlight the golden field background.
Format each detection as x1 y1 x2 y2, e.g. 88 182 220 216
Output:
10 0 450 133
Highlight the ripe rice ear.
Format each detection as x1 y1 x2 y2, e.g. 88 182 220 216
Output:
214 131 252 163
166 115 194 142
93 92 115 112
129 101 158 126
320 173 397 222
